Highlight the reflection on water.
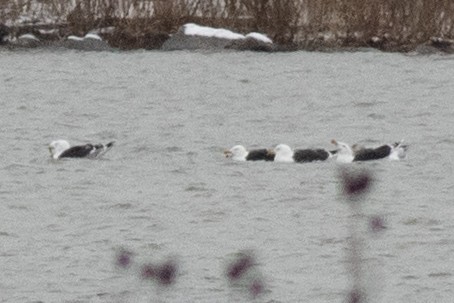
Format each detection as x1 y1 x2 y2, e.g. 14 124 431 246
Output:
1 49 454 302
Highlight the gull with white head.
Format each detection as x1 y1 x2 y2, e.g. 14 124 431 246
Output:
273 144 332 163
331 139 408 162
224 145 275 161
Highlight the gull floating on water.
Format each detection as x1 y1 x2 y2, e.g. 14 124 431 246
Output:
224 145 275 161
273 144 333 163
331 139 408 163
49 139 114 159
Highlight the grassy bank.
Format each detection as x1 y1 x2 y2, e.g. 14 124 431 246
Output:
1 0 454 50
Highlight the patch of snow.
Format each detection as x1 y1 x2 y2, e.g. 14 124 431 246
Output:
67 35 84 41
183 23 273 44
184 23 245 40
245 32 272 43
67 33 102 41
18 34 39 41
84 33 102 40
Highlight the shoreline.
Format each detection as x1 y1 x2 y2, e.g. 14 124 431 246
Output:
2 0 454 54
1 21 454 54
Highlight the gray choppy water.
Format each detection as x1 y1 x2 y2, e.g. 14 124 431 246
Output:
1 49 454 303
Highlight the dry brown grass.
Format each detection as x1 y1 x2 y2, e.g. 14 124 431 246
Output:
2 0 454 49
300 0 454 47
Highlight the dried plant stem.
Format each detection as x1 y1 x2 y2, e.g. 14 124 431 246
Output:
347 203 364 297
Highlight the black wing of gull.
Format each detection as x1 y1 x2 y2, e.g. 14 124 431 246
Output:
246 149 275 161
293 149 331 163
60 142 114 158
353 145 391 161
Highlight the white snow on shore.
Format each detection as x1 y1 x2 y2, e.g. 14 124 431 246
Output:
183 23 272 43
67 35 84 41
84 33 102 40
245 32 273 43
18 34 39 41
67 33 102 41
184 23 244 40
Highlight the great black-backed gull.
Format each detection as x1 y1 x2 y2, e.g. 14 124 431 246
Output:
49 140 115 159
331 139 408 163
224 145 275 161
273 144 332 163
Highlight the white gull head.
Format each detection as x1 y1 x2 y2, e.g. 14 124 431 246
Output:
49 140 70 159
273 144 294 162
224 145 248 161
331 139 354 163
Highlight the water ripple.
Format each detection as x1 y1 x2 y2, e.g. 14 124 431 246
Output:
1 50 453 303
